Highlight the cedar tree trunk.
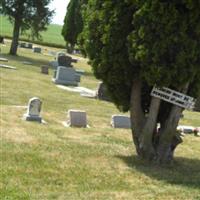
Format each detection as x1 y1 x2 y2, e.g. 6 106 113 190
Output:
130 78 189 164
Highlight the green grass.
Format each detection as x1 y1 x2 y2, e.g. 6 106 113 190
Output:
0 41 200 200
0 15 65 47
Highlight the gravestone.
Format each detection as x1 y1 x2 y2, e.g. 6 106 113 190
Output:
52 66 80 86
41 66 49 74
67 109 87 127
27 43 33 49
23 97 42 122
49 60 58 69
57 55 73 67
96 82 111 101
19 42 26 48
0 36 4 44
111 115 131 129
177 125 195 134
33 47 42 53
56 52 66 59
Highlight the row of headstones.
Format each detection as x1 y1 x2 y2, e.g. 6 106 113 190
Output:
23 97 131 128
19 42 42 53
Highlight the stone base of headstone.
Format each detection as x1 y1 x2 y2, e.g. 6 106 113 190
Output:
67 109 87 127
41 66 49 74
52 78 78 86
23 114 42 123
111 115 131 129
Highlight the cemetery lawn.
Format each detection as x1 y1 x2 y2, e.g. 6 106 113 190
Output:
1 41 200 200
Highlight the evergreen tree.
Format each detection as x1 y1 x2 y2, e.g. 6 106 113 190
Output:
2 0 54 55
81 0 200 164
62 0 84 53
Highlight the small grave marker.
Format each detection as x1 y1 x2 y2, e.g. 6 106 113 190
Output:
41 66 49 74
23 97 42 122
65 109 88 127
111 115 131 129
33 47 42 53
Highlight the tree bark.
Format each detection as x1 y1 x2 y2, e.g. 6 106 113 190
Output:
130 78 161 160
130 77 145 156
130 80 190 164
10 18 21 55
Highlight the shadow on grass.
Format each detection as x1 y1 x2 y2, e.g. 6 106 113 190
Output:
1 53 50 67
116 154 200 189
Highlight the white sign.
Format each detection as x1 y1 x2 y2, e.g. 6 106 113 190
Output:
151 86 195 110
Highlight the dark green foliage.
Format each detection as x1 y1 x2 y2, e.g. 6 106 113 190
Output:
2 0 54 40
62 0 84 49
81 0 200 112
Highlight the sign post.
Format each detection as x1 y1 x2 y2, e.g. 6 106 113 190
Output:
151 86 196 110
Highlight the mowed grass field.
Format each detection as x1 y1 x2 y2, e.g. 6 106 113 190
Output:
0 41 200 200
0 15 65 46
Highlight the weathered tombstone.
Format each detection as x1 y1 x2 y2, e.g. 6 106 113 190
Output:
0 36 4 44
57 55 73 67
96 82 111 101
23 97 42 122
33 47 42 53
52 66 80 86
41 66 49 74
67 109 87 127
111 115 131 129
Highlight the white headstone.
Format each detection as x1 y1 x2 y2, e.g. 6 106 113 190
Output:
23 97 42 122
111 115 131 129
52 66 80 86
67 109 87 127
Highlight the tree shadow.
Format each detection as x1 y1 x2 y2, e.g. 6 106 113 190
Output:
0 53 50 67
115 154 200 189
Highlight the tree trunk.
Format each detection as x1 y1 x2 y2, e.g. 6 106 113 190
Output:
130 78 161 160
10 18 21 55
130 80 190 164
